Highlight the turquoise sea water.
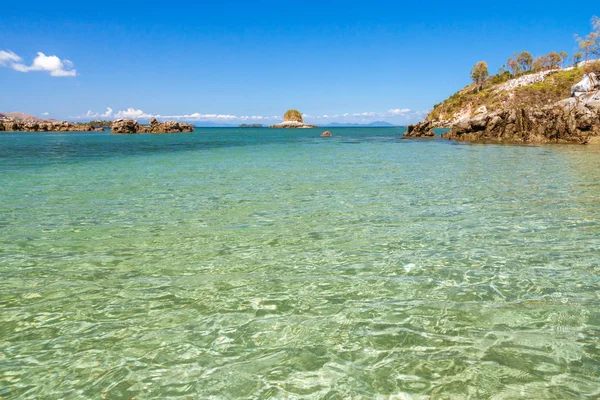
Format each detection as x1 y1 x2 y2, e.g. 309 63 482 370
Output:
1 127 599 399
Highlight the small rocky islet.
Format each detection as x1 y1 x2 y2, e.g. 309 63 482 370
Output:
269 109 317 128
404 62 600 144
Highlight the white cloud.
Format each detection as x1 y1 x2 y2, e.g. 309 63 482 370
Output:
1 50 76 77
308 108 424 121
0 50 22 65
42 112 49 116
85 107 113 118
74 107 426 124
115 108 152 119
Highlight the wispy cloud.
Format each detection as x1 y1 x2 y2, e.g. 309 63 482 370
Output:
1 50 77 77
76 108 280 122
75 107 426 124
84 107 114 119
0 50 22 66
306 108 419 120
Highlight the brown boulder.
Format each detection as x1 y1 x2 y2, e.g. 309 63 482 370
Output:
111 119 140 134
404 121 435 138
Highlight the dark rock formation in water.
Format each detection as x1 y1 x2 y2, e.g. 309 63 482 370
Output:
321 131 332 137
403 121 435 138
441 73 600 144
111 118 194 134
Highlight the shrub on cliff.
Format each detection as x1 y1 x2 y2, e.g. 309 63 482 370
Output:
283 110 303 123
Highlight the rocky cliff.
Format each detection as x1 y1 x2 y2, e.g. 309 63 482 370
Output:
404 62 600 144
111 118 194 134
441 72 600 144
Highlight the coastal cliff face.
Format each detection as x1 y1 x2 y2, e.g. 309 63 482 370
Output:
110 118 194 134
442 72 600 144
404 63 600 144
443 98 600 144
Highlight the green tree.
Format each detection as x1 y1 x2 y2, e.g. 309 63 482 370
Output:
575 16 600 61
517 51 534 73
470 61 489 91
573 52 583 67
559 51 568 67
507 55 519 76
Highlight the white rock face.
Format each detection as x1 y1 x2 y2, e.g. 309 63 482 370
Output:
474 105 487 115
571 73 599 97
269 120 317 128
495 70 559 92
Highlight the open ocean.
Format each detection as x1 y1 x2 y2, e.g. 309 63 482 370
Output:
1 127 599 398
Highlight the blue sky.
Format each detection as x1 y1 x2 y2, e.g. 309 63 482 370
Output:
0 1 595 125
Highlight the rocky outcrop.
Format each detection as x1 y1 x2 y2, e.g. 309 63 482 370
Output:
269 121 317 128
110 119 140 134
442 74 600 144
269 109 317 128
403 121 435 138
571 72 600 99
111 118 194 134
443 102 600 144
0 118 92 132
321 131 332 137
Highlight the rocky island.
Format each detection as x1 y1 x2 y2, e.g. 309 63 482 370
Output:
0 113 94 132
0 113 194 134
269 110 317 128
110 118 194 134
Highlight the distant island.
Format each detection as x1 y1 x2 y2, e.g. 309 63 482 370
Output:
269 110 317 128
325 121 395 127
405 16 600 144
239 124 263 128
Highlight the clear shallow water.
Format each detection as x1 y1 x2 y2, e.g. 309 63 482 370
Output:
1 128 599 399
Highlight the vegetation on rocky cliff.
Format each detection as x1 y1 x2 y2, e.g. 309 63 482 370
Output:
283 109 303 123
426 16 600 127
